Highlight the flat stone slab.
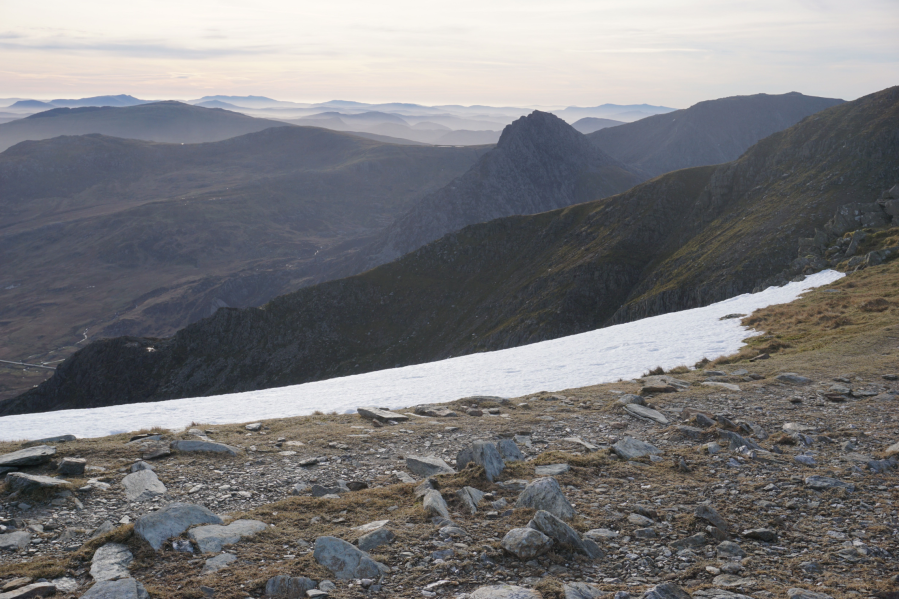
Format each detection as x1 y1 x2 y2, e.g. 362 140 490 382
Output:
170 440 239 455
189 519 268 553
804 476 855 492
623 403 670 424
313 536 390 579
612 437 661 460
22 435 75 448
357 527 395 552
122 470 167 502
701 382 741 392
0 582 57 598
534 463 570 476
469 584 542 599
777 373 813 385
0 446 56 468
90 543 133 582
357 407 409 422
406 455 455 477
80 578 149 599
352 520 390 534
5 472 71 491
134 502 223 551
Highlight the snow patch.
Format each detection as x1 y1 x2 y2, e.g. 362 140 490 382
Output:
0 270 843 441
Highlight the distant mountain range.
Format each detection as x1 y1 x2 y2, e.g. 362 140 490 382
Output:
11 85 894 413
587 92 845 176
571 117 624 134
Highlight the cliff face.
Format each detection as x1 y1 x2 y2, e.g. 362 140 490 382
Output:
587 92 845 176
5 87 898 415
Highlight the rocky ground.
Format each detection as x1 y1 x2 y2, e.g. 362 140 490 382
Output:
0 361 896 599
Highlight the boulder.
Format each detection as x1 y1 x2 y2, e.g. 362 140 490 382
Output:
669 533 707 550
414 406 458 418
501 527 553 560
80 578 149 599
515 477 575 520
422 489 451 520
717 540 746 558
357 407 408 422
245 423 262 431
776 373 813 385
742 528 777 542
456 447 474 469
169 440 239 455
188 519 268 553
406 455 455 477
130 461 154 473
0 446 56 468
0 532 30 551
357 527 395 552
90 543 133 581
623 403 669 425
528 510 601 558
456 486 486 514
471 440 505 482
0 582 57 598
469 585 542 599
497 439 523 462
611 437 661 460
695 505 729 531
787 590 834 599
122 470 167 502
617 394 646 405
265 575 316 598
5 473 71 491
58 457 86 476
134 502 223 551
313 536 390 580
563 582 607 599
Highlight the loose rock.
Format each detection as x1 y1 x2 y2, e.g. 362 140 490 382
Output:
90 543 133 581
501 527 553 560
188 519 268 553
406 455 455 477
80 578 149 599
121 470 167 502
134 502 223 551
312 536 390 579
0 446 56 468
515 477 575 520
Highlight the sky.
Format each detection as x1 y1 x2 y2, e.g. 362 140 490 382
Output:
1 0 896 108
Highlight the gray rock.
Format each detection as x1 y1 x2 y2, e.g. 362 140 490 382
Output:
170 440 239 455
469 585 542 599
188 519 267 553
528 510 600 558
534 463 570 476
669 533 707 550
794 455 816 466
0 445 56 468
563 437 600 452
414 406 458 418
584 528 619 541
90 543 133 581
471 440 505 482
456 446 474 469
497 439 523 462
563 582 607 599
501 527 554 560
457 486 486 514
716 540 746 558
58 457 86 476
265 575 316 598
201 552 237 574
134 502 223 551
624 403 669 425
245 423 262 431
80 578 149 599
804 475 855 492
776 373 813 385
406 455 455 477
0 531 30 551
313 536 390 580
611 437 661 460
6 473 71 491
515 477 575 520
357 527 395 552
311 483 349 497
617 394 646 406
695 505 729 531
787 590 834 599
627 513 654 527
634 527 657 539
122 470 167 502
887 441 899 457
799 561 822 573
22 435 75 448
318 581 337 592
701 382 741 392
642 583 691 599
0 582 57 598
711 575 756 588
90 521 115 539
718 430 761 451
692 591 752 599
130 461 154 473
357 407 408 422
422 489 451 520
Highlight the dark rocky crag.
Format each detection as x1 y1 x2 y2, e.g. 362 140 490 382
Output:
3 87 898 415
587 92 845 176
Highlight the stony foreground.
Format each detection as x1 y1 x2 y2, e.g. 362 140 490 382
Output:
0 362 897 599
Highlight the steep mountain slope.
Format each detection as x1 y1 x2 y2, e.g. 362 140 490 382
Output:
7 87 896 415
353 111 645 269
0 127 487 400
0 101 289 152
587 92 844 176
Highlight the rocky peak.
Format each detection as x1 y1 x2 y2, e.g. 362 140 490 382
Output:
495 110 601 163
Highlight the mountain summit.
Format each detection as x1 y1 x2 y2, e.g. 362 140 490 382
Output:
360 110 644 268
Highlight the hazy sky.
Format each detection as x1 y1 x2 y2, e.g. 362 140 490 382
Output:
1 0 896 107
